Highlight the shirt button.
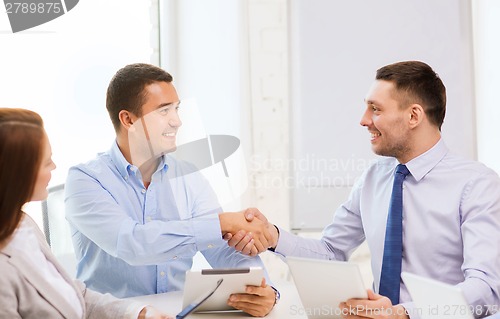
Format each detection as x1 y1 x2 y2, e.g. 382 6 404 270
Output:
124 176 128 180
207 244 214 249
160 271 165 277
141 189 146 194
146 216 152 222
172 256 178 260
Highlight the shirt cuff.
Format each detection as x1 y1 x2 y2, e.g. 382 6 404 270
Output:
192 213 225 250
273 227 298 256
125 302 148 319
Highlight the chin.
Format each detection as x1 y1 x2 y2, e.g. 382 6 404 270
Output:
160 145 177 155
30 191 48 202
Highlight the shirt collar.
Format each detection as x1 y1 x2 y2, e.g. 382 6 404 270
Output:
109 141 132 179
109 141 169 179
405 138 448 182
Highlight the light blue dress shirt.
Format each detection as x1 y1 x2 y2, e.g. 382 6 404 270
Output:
65 141 268 298
276 139 500 317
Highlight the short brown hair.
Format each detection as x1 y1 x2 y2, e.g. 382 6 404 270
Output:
106 63 173 132
0 108 45 243
376 61 446 130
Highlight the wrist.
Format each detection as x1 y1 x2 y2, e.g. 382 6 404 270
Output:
268 224 279 251
219 213 234 234
270 286 280 305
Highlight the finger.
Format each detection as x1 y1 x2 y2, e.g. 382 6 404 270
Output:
345 298 370 308
367 289 379 300
227 230 246 247
244 286 267 297
257 224 272 247
234 233 253 251
249 246 258 256
223 232 232 241
254 234 270 251
228 294 274 316
260 278 267 287
229 293 275 317
245 212 254 221
228 300 268 317
241 239 256 255
252 237 266 253
245 283 274 299
247 207 267 223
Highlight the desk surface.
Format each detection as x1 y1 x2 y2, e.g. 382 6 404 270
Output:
129 281 308 318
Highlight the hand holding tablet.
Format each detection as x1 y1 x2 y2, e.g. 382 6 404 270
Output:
181 267 264 313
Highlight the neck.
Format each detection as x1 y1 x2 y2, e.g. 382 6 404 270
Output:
116 134 159 187
398 128 441 164
138 157 160 187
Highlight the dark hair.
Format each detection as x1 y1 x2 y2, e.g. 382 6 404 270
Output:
376 61 446 130
106 63 174 132
0 108 45 243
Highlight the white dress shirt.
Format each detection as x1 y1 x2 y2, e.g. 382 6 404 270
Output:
276 139 500 318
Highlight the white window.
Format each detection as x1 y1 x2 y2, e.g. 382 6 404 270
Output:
0 0 156 225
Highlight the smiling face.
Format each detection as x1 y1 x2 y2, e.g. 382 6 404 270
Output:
127 81 182 165
140 81 182 154
31 134 56 202
360 80 411 161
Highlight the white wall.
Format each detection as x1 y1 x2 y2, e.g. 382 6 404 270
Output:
0 0 155 224
473 0 500 174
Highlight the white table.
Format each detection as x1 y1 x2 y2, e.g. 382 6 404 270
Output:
129 281 308 318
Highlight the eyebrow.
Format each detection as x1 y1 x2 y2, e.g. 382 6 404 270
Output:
365 99 380 106
156 101 181 110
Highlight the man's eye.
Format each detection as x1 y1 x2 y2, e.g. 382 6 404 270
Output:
158 107 169 114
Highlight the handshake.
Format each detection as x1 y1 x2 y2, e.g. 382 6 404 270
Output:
219 208 279 256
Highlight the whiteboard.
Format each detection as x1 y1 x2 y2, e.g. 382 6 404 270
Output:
289 0 476 230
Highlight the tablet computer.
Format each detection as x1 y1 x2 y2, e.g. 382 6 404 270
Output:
177 278 223 319
402 272 474 319
182 267 264 312
287 256 367 319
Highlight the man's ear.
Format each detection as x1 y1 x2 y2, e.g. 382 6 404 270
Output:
408 104 425 129
118 110 136 132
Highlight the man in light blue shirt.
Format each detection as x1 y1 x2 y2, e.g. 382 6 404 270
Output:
236 61 500 318
65 63 277 317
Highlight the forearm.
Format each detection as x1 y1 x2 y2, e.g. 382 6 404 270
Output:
273 226 346 260
202 245 273 285
458 277 500 317
113 216 225 265
79 280 145 319
68 204 224 265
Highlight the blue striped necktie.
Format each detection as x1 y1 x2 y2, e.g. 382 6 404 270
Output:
379 164 410 305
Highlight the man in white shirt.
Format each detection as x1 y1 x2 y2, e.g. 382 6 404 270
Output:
231 61 500 318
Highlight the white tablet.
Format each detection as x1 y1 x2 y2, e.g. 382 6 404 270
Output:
287 256 367 319
182 267 264 312
402 272 474 319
